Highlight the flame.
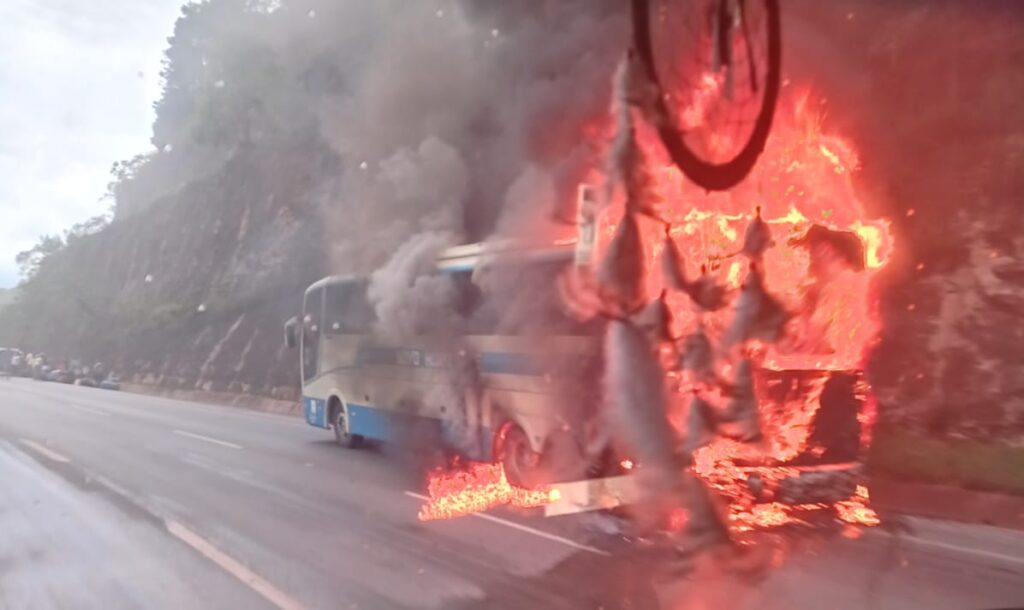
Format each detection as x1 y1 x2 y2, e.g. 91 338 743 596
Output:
417 461 558 522
835 485 880 527
614 92 896 368
742 502 795 529
597 92 891 531
680 72 725 131
418 93 890 532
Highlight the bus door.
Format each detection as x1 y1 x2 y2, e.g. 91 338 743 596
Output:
302 286 326 427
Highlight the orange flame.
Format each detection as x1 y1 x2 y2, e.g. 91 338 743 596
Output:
419 93 889 531
835 485 880 527
417 461 558 522
602 91 895 367
601 91 891 531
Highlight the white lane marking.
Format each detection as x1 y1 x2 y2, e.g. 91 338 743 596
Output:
903 534 1024 567
68 403 111 417
166 520 306 610
11 433 304 610
181 452 255 484
19 439 71 463
404 491 610 557
173 430 243 450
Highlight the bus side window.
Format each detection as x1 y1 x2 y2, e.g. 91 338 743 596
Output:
474 260 602 337
451 270 498 335
302 287 323 381
325 280 375 335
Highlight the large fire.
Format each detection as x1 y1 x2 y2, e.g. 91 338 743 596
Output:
619 92 893 371
417 460 559 522
613 90 891 531
417 91 889 535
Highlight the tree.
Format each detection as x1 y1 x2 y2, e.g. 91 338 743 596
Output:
15 235 64 281
64 215 111 245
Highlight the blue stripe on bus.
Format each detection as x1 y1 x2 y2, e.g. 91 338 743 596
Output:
349 346 546 377
346 403 493 461
477 352 546 377
303 396 329 429
304 397 495 460
346 403 399 441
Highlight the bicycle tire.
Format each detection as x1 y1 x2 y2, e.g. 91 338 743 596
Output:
632 0 782 191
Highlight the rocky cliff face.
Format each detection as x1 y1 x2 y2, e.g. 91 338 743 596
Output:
111 144 335 399
4 141 334 400
827 1 1024 439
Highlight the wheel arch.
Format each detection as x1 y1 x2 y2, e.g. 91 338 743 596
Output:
327 391 347 429
488 400 549 457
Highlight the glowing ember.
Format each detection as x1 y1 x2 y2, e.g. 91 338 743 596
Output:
835 485 880 527
740 502 794 530
417 461 558 521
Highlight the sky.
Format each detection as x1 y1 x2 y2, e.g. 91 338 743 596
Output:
0 0 187 288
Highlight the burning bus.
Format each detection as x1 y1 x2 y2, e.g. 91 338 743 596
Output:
285 88 891 532
285 237 611 479
544 92 893 529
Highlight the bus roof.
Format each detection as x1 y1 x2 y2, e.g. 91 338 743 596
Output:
307 239 576 294
305 274 361 295
435 239 575 272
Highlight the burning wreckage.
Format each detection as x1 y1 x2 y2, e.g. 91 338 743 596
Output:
416 60 892 553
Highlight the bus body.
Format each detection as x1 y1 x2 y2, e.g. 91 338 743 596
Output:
287 235 868 510
288 241 603 484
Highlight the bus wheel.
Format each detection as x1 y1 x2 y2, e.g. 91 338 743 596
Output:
494 421 543 488
331 400 363 449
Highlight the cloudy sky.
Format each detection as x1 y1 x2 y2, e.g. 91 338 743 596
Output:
0 0 186 287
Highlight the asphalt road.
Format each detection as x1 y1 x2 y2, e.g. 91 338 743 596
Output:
1 378 1022 610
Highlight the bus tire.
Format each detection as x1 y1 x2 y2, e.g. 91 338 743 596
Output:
493 420 542 488
330 398 363 449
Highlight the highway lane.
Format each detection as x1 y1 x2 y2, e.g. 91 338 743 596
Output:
0 379 602 609
1 377 1023 609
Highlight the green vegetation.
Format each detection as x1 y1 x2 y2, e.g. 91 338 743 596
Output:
868 427 1024 496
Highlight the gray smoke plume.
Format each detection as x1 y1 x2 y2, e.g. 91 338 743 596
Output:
366 231 463 340
741 206 774 260
597 212 648 315
294 0 627 465
305 0 625 331
661 231 690 292
720 358 762 443
604 320 678 493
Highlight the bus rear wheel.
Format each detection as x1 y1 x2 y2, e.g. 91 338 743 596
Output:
494 421 543 488
331 400 363 449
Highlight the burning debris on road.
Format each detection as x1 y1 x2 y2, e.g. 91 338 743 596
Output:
417 458 560 522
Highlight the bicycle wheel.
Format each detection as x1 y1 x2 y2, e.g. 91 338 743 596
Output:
633 0 781 191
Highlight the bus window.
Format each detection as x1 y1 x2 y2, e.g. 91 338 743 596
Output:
302 287 323 381
324 280 374 334
450 270 495 334
470 259 602 336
